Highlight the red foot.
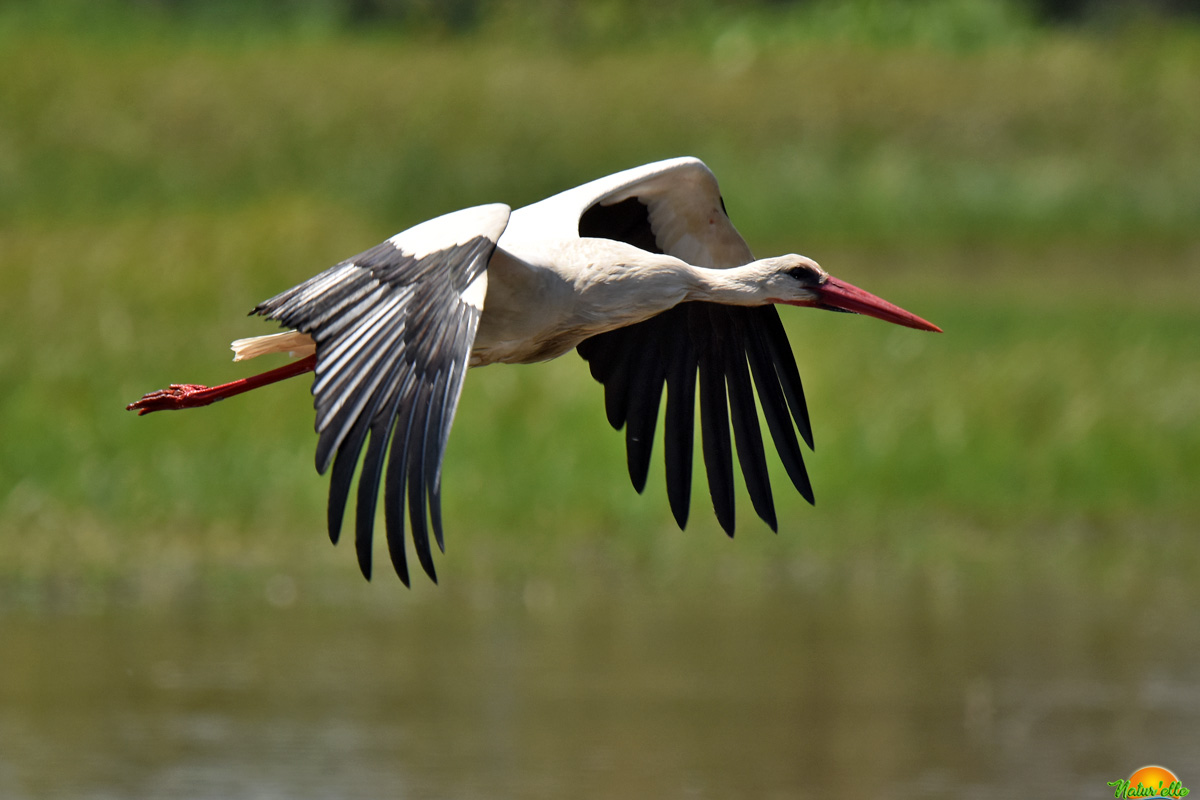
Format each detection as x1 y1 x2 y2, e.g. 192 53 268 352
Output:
127 384 222 415
126 354 318 416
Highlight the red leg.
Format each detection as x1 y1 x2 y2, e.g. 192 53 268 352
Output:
127 354 318 415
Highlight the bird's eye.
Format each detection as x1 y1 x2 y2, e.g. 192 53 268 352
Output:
786 265 819 282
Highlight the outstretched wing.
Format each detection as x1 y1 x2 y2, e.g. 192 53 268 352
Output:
508 157 814 536
255 204 510 584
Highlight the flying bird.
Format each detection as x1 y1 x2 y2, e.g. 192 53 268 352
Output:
128 156 940 584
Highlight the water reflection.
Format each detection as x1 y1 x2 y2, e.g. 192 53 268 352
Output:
2 577 1197 799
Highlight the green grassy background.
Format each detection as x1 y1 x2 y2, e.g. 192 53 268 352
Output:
1 0 1197 607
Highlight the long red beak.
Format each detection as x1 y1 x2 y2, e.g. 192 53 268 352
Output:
810 276 942 332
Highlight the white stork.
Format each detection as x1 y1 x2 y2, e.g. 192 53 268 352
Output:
128 156 940 584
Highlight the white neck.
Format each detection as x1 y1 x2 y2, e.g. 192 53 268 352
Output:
685 260 784 306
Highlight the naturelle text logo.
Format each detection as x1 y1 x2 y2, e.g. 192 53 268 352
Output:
1108 766 1189 799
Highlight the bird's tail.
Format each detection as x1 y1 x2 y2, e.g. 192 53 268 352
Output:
230 330 316 362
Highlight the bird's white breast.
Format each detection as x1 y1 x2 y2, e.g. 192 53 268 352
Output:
469 239 693 366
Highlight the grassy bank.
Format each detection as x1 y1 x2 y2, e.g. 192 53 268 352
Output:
1 9 1197 606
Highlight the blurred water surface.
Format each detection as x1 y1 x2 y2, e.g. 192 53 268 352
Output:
2 575 1197 799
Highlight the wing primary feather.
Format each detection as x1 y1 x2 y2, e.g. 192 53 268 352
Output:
429 481 445 554
406 380 438 583
693 308 736 536
746 324 814 505
601 333 634 429
759 309 814 451
325 432 358 546
348 375 408 581
724 318 777 531
427 306 481 549
577 328 635 431
663 312 698 529
353 420 394 582
324 399 378 548
578 325 625 383
624 339 666 494
347 351 415 580
383 380 420 588
423 369 453 553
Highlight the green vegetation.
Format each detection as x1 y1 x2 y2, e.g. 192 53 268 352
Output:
1 2 1197 608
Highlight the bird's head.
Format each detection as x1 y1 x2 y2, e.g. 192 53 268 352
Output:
761 254 942 333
